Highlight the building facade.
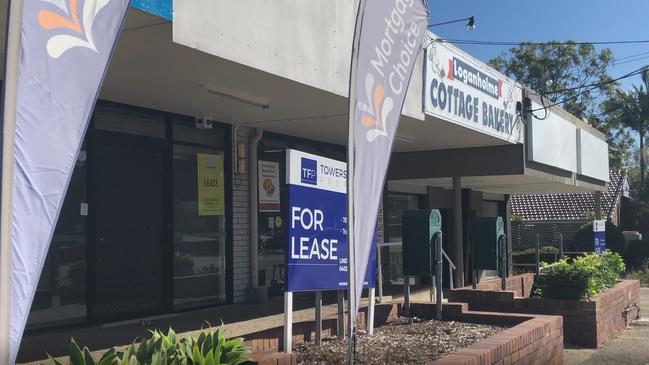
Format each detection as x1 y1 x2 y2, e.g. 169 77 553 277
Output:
0 0 610 350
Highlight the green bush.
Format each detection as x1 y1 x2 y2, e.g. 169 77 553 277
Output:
537 250 625 300
625 261 649 286
572 221 626 255
513 245 559 264
50 325 250 365
623 239 649 270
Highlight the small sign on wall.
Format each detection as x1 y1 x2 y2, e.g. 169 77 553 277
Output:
258 161 280 212
594 220 606 254
197 153 225 216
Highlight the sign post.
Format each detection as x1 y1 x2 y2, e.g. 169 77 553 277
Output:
284 149 376 352
594 220 606 255
283 291 292 353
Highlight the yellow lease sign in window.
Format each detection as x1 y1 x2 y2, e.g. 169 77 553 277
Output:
197 153 224 216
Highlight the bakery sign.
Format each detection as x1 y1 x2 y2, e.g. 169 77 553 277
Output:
424 41 523 143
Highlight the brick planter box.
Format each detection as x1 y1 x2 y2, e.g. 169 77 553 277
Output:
241 301 563 365
450 277 640 348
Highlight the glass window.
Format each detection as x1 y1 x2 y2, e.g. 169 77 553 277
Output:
173 121 226 148
256 134 346 297
385 192 423 285
94 105 165 138
173 145 227 309
480 201 500 217
387 193 422 242
257 150 286 296
27 146 88 328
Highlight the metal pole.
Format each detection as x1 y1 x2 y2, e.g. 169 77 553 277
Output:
430 275 435 302
248 128 263 290
449 264 454 290
559 234 564 259
346 1 367 363
429 234 434 302
535 234 541 276
0 0 23 362
452 177 464 288
283 292 293 353
403 277 411 317
367 288 375 335
315 291 322 346
594 191 602 220
337 291 345 339
435 233 443 320
500 235 507 291
377 244 383 303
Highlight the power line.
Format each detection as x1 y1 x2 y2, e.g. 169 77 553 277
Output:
541 65 648 95
435 39 649 47
529 65 649 115
613 55 649 67
615 50 649 62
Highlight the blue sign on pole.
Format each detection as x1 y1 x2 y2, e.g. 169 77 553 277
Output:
594 220 606 255
286 149 376 292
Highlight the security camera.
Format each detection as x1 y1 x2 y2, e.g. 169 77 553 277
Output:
195 116 214 129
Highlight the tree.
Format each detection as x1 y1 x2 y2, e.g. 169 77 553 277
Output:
489 41 615 119
605 69 649 183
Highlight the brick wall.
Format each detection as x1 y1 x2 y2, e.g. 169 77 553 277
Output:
450 279 640 348
238 301 563 365
232 126 251 303
467 273 535 298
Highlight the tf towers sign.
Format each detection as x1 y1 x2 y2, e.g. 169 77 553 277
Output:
286 149 376 292
594 220 606 255
424 40 524 143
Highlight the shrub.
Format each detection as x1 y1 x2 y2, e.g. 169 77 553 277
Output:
623 239 649 270
625 261 649 286
50 325 250 365
537 250 625 300
573 221 626 255
48 339 116 365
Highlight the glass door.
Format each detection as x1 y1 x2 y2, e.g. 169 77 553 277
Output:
172 145 227 309
90 131 167 322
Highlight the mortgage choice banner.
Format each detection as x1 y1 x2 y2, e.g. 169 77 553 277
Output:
285 149 376 292
424 40 523 143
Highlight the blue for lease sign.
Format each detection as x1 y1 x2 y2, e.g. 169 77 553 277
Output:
286 149 376 292
594 220 606 255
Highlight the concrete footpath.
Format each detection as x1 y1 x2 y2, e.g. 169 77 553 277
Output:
564 287 649 365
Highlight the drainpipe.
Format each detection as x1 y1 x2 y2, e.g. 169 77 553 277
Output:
247 128 266 303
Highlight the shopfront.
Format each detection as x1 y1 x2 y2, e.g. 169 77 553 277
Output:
255 132 346 297
26 101 232 329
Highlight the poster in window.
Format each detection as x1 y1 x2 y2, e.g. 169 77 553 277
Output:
258 160 280 212
197 153 224 216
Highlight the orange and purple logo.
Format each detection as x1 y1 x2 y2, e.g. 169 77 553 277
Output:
357 73 394 143
38 0 111 58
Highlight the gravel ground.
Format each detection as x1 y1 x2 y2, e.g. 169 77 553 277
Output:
294 317 503 364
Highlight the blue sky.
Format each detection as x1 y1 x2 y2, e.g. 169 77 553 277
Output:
427 0 649 91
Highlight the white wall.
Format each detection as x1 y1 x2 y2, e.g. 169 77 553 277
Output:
172 0 426 121
578 129 609 181
527 101 577 172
